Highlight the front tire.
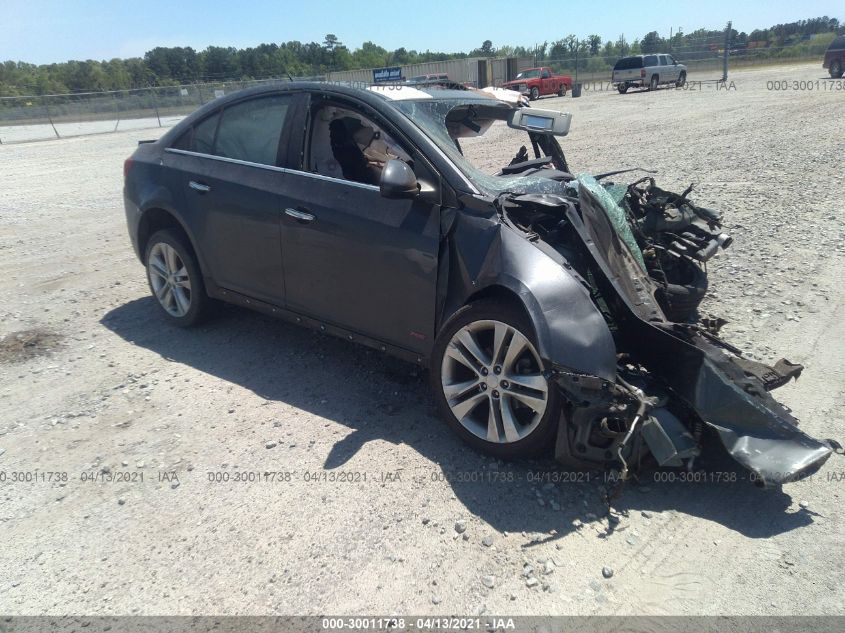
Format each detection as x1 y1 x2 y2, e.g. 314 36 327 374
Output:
676 71 686 88
431 300 561 459
144 228 209 327
830 60 843 79
529 86 540 101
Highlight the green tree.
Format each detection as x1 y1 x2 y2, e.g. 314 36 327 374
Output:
640 31 665 54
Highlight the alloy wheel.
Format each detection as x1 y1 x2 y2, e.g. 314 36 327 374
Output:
440 320 548 444
148 242 192 317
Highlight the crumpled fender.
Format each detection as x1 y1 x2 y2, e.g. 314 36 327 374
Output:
439 210 617 382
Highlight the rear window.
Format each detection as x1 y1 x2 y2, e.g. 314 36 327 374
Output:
614 57 642 70
643 55 658 66
829 36 845 50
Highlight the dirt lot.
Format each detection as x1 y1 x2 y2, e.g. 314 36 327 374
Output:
1 62 844 616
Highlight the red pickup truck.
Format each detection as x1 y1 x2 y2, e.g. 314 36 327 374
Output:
501 67 572 100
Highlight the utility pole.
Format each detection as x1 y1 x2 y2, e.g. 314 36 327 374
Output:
723 21 732 82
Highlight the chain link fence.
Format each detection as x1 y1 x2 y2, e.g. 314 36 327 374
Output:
0 77 318 144
0 28 833 145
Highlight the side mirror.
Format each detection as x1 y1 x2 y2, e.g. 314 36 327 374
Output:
380 159 419 199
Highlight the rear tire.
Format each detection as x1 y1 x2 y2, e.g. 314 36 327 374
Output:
831 60 843 79
617 83 629 94
557 83 567 97
431 299 561 459
649 75 659 91
144 228 209 327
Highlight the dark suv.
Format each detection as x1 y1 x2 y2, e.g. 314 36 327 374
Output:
823 35 845 78
122 81 832 484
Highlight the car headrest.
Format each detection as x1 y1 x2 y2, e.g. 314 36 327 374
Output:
352 125 375 147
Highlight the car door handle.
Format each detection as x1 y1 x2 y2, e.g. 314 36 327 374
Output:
284 208 315 223
188 180 211 193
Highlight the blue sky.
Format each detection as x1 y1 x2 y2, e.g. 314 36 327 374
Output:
3 0 841 64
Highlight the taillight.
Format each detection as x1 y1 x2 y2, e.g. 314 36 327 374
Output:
123 157 134 180
641 68 646 78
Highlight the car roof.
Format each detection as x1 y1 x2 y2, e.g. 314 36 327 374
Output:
185 80 499 110
159 80 508 147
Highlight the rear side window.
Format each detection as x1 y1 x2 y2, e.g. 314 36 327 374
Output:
193 112 220 154
170 110 221 154
214 95 291 165
643 55 658 67
614 57 642 70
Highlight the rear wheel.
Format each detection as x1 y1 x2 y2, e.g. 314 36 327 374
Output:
431 300 561 459
831 60 843 79
617 83 629 94
530 86 540 101
649 75 659 91
676 71 687 88
144 228 209 327
557 83 567 97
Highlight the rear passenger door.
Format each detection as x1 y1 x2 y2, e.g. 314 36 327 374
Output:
166 93 305 305
643 55 659 82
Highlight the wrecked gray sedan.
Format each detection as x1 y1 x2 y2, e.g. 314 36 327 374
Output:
123 81 834 486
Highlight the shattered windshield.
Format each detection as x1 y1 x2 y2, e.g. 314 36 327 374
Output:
394 98 569 196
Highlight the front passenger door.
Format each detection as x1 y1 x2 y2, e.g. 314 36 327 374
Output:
279 98 442 354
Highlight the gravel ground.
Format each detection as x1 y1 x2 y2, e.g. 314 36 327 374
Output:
1 62 843 616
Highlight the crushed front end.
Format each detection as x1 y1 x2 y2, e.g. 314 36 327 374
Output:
499 179 835 486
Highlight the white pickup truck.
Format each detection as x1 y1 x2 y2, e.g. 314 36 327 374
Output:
612 54 687 93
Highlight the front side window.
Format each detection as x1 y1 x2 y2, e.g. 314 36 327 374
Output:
214 95 291 165
541 69 551 78
308 104 413 186
659 55 669 66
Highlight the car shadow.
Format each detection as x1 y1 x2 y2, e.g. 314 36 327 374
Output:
100 297 816 540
